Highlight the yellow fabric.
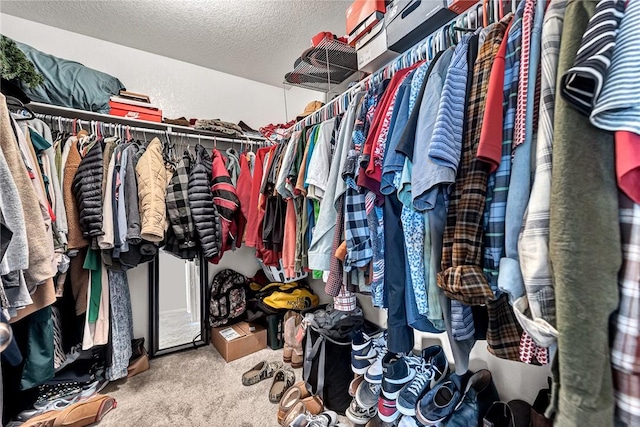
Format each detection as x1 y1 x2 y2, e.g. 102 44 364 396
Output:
261 282 319 311
135 138 168 242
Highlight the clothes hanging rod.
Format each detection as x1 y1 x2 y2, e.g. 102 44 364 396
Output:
33 113 272 147
28 101 268 143
290 0 493 132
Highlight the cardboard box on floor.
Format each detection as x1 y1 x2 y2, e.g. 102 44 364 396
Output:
211 321 267 362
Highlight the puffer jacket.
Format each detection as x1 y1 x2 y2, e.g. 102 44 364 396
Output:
63 136 89 250
166 153 196 250
72 139 104 238
135 138 168 242
188 144 221 259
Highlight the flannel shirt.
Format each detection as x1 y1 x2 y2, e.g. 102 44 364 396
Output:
513 0 536 149
438 18 511 306
612 194 640 425
487 293 523 361
165 154 196 250
516 0 567 348
344 187 372 271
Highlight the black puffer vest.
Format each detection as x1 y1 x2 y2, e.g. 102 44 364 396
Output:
72 139 104 238
188 145 221 259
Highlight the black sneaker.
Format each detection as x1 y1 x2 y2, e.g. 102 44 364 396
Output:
396 346 449 416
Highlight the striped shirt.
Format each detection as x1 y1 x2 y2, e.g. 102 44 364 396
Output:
591 0 640 134
560 0 625 115
561 0 626 116
513 0 536 149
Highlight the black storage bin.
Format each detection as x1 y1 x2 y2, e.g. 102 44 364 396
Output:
385 0 457 53
302 306 381 414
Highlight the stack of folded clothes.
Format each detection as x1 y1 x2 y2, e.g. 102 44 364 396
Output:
194 118 244 138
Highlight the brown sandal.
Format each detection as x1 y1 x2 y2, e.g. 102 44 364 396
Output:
23 395 117 427
269 368 296 403
277 382 311 424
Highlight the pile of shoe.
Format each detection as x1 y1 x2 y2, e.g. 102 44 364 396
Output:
347 336 555 427
347 331 452 426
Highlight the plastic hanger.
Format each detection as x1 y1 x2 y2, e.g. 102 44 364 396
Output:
483 0 490 27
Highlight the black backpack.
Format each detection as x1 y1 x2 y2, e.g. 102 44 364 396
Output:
208 269 248 327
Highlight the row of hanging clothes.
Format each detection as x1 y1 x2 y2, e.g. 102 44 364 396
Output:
268 0 639 426
0 92 272 423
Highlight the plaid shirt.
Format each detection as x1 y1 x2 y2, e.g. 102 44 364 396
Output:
487 293 523 361
612 194 640 425
438 18 511 306
344 186 373 271
513 0 536 149
165 154 196 250
483 2 525 292
516 0 567 347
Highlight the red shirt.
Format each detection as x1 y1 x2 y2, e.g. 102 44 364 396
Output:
616 131 640 204
477 21 513 172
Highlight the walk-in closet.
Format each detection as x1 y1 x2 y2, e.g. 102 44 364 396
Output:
0 1 638 426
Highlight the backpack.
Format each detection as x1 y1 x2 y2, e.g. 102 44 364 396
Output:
253 281 319 314
208 269 248 327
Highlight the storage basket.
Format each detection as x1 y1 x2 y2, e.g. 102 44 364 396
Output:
259 259 308 283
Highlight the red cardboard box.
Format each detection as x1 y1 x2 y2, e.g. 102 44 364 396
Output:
447 0 477 14
346 0 386 45
109 101 162 123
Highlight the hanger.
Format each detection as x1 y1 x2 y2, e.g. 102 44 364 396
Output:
6 96 35 121
483 0 490 27
76 119 90 138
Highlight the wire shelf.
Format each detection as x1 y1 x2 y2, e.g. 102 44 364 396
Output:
284 38 359 93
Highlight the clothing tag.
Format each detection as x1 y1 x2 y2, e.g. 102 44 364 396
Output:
219 327 244 341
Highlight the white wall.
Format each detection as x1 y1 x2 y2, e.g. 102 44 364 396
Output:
0 13 322 344
0 13 321 127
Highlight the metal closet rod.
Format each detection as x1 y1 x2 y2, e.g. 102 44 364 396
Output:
34 113 273 147
290 0 495 132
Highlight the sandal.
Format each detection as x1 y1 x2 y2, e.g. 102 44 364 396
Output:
277 382 311 424
242 361 282 386
282 401 306 427
269 368 296 403
23 395 117 427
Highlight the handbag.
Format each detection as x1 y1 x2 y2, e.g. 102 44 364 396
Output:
302 306 378 413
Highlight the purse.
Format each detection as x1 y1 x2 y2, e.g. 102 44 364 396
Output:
127 338 150 377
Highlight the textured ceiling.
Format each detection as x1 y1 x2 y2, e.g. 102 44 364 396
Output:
0 0 350 88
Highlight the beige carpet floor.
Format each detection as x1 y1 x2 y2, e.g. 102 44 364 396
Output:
99 346 301 427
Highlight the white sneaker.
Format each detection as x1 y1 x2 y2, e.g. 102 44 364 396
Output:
346 398 378 425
